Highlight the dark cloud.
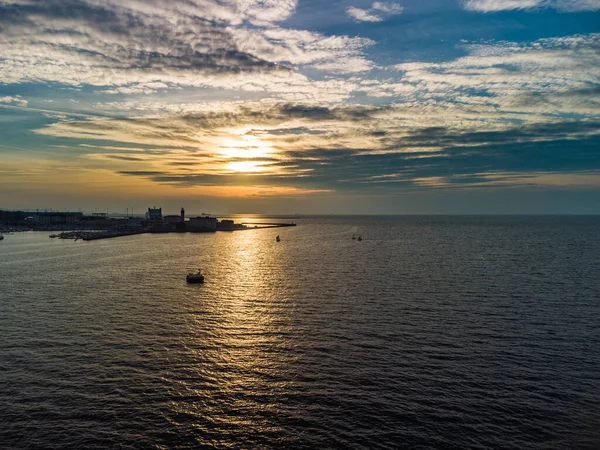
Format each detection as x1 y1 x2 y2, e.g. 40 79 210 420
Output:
0 0 288 84
37 101 600 192
246 127 326 136
389 121 600 149
105 155 145 161
117 170 165 176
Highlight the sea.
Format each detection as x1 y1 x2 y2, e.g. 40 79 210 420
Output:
1 215 599 449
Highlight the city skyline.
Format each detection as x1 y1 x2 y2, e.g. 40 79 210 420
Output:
1 0 599 214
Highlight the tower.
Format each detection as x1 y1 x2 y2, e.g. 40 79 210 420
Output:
181 207 185 222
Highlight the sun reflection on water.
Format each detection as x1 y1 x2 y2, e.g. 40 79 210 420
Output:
172 229 297 439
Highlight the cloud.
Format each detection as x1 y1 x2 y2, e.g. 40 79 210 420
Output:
372 1 405 13
31 101 600 194
0 0 376 98
0 95 28 107
0 1 285 83
346 2 403 22
463 0 543 11
2 1 598 199
463 0 600 12
347 6 384 22
393 33 600 117
231 27 376 73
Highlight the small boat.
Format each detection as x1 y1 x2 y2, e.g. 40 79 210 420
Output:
357 235 362 241
49 234 59 238
276 235 280 242
352 234 356 240
186 270 205 284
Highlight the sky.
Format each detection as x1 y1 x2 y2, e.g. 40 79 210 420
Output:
0 0 599 215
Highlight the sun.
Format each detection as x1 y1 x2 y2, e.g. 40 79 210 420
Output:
219 135 273 159
226 161 265 173
218 134 274 173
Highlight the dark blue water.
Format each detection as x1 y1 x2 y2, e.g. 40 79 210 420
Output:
1 216 599 449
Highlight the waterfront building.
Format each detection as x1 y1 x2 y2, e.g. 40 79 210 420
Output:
146 207 163 222
0 210 28 226
163 215 183 224
217 219 234 231
189 216 217 231
30 211 83 225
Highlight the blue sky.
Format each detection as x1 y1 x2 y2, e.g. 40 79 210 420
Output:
0 0 599 214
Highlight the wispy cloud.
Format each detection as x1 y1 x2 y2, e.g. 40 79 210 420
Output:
346 2 403 22
393 34 600 117
31 100 600 194
0 0 376 99
463 0 600 12
0 95 28 107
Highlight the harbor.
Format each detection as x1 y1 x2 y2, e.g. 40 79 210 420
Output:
1 207 296 241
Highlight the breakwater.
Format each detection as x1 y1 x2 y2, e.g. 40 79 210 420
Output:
240 222 297 229
58 230 147 240
57 222 296 241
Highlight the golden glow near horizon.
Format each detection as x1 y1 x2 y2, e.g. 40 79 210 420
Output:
226 161 266 173
219 135 274 159
218 134 275 173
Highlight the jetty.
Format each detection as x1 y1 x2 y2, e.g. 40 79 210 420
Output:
58 230 147 241
240 222 296 229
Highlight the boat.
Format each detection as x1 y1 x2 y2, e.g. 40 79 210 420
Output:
49 234 59 238
186 270 205 284
276 235 280 242
357 235 362 241
352 234 356 240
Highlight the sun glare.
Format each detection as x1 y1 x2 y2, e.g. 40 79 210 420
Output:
227 161 265 172
218 134 274 173
219 136 273 159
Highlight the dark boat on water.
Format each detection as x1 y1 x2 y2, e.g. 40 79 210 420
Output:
186 270 205 284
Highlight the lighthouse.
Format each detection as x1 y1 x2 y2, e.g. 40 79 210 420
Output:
181 207 185 223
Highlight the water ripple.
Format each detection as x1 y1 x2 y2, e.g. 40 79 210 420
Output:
1 216 600 449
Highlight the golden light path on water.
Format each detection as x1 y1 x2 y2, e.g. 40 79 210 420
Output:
168 228 296 436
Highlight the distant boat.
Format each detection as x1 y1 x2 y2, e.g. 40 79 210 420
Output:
352 234 356 240
186 270 205 284
357 235 362 241
276 235 281 242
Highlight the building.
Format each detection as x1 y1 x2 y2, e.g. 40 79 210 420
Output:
188 216 217 231
146 207 163 222
164 208 185 224
163 215 182 224
78 212 111 228
30 211 83 225
217 219 234 231
0 210 28 226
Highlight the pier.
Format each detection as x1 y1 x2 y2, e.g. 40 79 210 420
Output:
240 222 297 229
54 222 296 241
58 230 147 241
